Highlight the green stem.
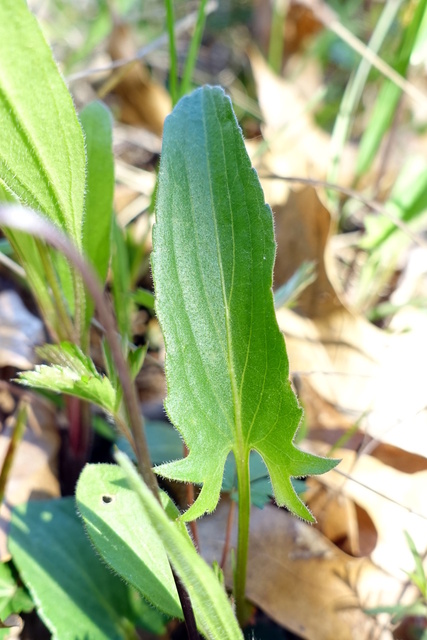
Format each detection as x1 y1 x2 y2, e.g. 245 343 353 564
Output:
234 451 251 624
165 0 179 105
166 0 178 106
180 0 208 98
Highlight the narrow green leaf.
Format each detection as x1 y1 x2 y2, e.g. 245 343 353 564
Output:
115 451 243 640
9 498 158 640
362 157 427 250
0 0 86 246
111 217 133 340
80 101 114 286
76 464 182 619
17 342 116 413
151 86 337 522
355 0 427 178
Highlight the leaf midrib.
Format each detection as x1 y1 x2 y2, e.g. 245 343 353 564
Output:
201 93 246 458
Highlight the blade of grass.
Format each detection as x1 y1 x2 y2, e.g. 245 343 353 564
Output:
327 0 403 205
302 0 427 111
165 0 179 105
67 2 218 84
355 0 427 179
179 0 209 97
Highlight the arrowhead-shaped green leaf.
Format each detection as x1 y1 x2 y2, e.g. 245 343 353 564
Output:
152 86 337 522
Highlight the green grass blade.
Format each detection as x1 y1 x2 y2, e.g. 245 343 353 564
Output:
165 0 179 105
327 0 402 196
355 0 427 178
179 0 208 97
152 86 337 523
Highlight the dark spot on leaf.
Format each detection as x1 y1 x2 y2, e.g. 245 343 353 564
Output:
102 495 114 504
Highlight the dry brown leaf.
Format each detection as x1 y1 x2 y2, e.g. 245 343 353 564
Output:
273 186 342 317
200 498 412 640
312 448 427 579
278 305 427 458
249 48 356 183
108 24 171 136
0 290 44 370
1 401 60 561
252 1 323 57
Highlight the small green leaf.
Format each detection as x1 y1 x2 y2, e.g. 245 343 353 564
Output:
76 463 182 620
115 451 243 640
17 342 116 413
9 498 157 640
151 86 337 522
133 288 155 310
0 562 33 621
80 101 114 287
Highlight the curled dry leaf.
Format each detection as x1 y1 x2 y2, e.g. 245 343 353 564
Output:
0 291 44 370
279 304 427 458
311 448 427 579
249 48 356 183
108 23 171 136
273 186 342 317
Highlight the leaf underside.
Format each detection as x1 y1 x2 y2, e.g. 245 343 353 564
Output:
152 86 338 522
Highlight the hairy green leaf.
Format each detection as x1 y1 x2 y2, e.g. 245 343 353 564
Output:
76 464 182 619
117 421 276 507
115 451 243 640
17 342 116 413
152 86 337 522
9 498 163 640
80 101 114 285
0 0 88 337
0 0 86 245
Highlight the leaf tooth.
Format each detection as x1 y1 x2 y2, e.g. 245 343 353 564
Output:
154 451 229 521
